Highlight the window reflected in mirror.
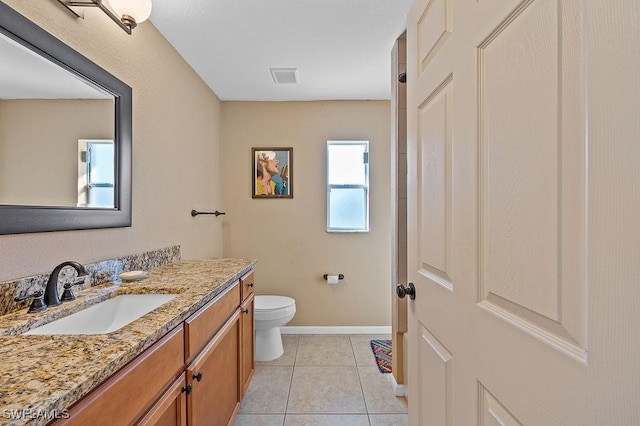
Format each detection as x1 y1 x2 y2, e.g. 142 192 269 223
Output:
78 140 115 207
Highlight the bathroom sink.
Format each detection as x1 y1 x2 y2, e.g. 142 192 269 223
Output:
24 294 177 335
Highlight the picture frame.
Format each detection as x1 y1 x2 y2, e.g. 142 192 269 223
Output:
252 147 293 198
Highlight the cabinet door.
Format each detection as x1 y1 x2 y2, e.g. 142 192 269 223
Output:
240 293 254 398
136 374 187 426
187 310 241 426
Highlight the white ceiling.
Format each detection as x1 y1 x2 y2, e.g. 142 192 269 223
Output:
149 0 412 101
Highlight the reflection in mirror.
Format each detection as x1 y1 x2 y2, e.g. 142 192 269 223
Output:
77 140 115 207
0 1 132 234
0 32 115 208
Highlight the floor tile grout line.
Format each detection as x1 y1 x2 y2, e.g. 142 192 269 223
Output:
350 334 373 423
358 336 378 426
283 334 300 423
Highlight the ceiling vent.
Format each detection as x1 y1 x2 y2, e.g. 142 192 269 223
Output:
270 68 298 84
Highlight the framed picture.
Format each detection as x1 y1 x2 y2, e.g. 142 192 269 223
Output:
252 147 293 198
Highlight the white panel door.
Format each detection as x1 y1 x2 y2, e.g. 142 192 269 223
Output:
404 0 640 424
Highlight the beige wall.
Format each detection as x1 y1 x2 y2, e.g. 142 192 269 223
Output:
0 1 223 281
221 101 392 326
0 99 112 206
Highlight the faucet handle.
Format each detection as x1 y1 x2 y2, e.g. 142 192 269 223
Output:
61 278 85 302
14 291 47 314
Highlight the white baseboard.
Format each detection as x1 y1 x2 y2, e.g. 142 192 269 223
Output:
388 373 408 397
280 326 392 335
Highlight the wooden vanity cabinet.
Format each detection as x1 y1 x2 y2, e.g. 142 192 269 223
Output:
49 271 256 426
186 311 241 426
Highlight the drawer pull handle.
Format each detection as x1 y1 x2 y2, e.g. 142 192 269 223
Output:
242 308 249 314
247 283 254 288
193 371 203 382
182 384 193 395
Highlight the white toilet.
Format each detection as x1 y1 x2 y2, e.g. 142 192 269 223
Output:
254 295 296 362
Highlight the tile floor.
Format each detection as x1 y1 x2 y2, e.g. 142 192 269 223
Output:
234 334 408 426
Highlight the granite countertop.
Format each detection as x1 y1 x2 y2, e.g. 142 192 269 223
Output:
0 258 256 426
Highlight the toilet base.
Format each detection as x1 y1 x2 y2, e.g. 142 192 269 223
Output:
255 326 284 362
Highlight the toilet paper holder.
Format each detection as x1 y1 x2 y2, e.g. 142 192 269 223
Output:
323 274 344 281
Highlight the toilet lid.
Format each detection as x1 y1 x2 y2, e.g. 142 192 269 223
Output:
255 295 295 311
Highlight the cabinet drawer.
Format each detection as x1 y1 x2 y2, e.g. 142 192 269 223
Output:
184 282 240 362
54 326 185 426
240 271 255 301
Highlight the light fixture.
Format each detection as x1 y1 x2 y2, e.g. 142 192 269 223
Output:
55 0 152 35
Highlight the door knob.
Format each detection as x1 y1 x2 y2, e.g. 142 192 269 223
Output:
396 283 416 300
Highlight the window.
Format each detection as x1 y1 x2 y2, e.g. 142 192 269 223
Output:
326 140 369 232
77 140 115 207
86 141 115 207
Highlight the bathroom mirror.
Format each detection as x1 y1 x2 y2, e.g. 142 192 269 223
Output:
0 2 132 234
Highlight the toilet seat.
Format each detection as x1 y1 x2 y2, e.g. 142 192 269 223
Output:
255 295 295 311
254 295 296 322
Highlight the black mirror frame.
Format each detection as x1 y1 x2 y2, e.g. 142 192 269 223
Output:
0 2 132 234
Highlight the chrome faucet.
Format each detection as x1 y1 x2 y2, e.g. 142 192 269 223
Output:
44 261 88 307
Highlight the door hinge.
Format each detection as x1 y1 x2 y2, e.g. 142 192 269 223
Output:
363 152 369 164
